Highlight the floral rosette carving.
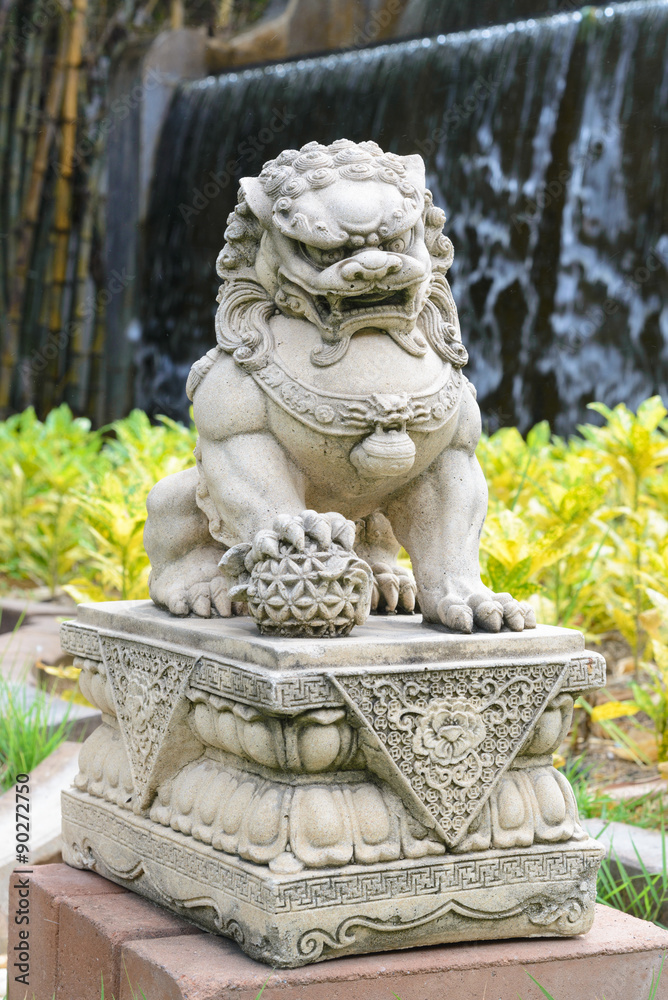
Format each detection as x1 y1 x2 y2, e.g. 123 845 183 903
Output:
412 698 487 800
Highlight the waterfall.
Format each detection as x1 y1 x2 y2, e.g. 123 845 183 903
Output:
140 1 668 434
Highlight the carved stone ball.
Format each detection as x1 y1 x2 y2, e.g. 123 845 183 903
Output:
219 511 373 637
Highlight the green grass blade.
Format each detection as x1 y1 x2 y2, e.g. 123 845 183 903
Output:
647 952 665 1000
524 971 557 999
254 973 273 999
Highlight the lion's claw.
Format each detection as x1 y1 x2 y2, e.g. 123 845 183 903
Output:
150 546 233 619
495 592 526 631
398 572 417 613
469 595 504 632
370 562 418 614
520 601 537 628
271 510 350 552
162 575 235 618
436 590 536 633
437 597 473 632
189 582 212 617
210 576 233 617
166 592 189 616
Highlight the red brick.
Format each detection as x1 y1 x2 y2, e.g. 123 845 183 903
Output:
7 864 126 1000
56 891 199 1000
119 906 668 1000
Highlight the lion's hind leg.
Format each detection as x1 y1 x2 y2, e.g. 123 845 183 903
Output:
144 466 230 617
355 511 418 614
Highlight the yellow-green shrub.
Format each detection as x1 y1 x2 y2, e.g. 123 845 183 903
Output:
3 398 668 757
0 405 196 601
1 397 667 648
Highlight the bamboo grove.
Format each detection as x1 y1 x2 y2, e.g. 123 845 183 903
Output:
0 0 260 423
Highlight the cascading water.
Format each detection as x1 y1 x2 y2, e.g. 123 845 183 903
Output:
141 1 668 434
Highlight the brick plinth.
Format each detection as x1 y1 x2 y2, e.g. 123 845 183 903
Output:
8 864 668 1000
6 864 196 1000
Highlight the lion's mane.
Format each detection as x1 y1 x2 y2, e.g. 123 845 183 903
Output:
186 182 468 402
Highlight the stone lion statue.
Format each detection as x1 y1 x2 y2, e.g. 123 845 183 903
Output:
144 139 535 637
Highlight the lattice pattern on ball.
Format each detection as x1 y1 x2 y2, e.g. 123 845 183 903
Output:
220 510 372 637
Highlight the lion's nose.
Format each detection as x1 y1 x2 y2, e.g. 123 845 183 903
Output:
340 251 402 282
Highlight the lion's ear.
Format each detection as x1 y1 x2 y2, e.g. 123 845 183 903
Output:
403 153 426 192
240 177 274 226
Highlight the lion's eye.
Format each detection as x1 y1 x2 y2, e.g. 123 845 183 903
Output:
320 246 348 265
382 235 409 253
300 243 347 268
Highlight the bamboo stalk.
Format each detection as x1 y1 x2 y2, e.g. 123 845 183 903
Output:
133 0 160 29
0 15 17 319
18 171 56 411
48 224 80 406
170 0 184 29
0 19 68 413
8 32 36 276
0 0 16 41
21 28 47 214
64 150 99 411
217 0 233 29
43 0 87 409
31 236 55 418
87 116 108 424
87 282 107 425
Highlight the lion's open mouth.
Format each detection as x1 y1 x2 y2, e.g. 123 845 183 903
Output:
314 287 416 328
340 289 408 312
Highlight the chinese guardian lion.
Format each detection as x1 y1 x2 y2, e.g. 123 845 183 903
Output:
144 139 535 637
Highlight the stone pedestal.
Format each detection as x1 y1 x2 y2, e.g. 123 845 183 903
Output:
60 601 606 967
9 866 668 1000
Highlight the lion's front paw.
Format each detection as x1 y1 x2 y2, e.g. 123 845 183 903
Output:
369 562 417 614
149 547 233 618
436 591 536 634
219 510 373 637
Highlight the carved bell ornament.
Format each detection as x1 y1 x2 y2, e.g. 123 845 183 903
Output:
350 426 417 477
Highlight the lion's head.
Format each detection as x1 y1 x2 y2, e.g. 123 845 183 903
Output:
187 140 467 398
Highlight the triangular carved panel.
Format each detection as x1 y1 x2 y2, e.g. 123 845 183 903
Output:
99 634 199 808
333 661 568 848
